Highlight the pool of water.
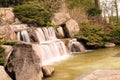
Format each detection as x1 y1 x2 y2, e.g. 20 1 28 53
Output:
44 46 120 80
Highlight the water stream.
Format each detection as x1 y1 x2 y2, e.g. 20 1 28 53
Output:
44 46 120 80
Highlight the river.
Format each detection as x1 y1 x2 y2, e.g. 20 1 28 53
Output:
44 46 120 80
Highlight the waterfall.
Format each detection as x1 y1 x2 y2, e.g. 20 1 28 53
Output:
16 27 69 65
48 27 57 39
36 28 46 43
21 30 31 43
69 39 86 53
17 32 20 41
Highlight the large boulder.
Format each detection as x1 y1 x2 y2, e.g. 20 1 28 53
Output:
0 25 17 40
0 66 12 80
5 43 43 80
52 14 80 38
65 19 80 37
52 12 71 25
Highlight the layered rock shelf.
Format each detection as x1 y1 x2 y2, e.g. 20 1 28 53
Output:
75 69 120 80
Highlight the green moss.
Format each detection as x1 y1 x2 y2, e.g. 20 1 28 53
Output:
0 57 5 65
4 41 17 46
0 46 5 65
0 46 5 53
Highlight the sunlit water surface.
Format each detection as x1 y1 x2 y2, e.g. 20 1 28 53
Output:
44 46 120 80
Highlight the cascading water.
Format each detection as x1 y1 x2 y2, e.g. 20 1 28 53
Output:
48 27 57 39
69 38 86 53
16 26 69 65
17 32 20 41
21 30 31 43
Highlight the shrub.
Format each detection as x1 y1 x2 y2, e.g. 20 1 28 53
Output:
108 26 120 44
0 46 4 53
0 37 5 65
87 7 102 17
0 0 20 7
0 57 5 65
76 23 106 48
13 3 54 27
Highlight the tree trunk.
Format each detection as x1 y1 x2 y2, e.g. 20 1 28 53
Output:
94 0 103 24
114 0 119 23
94 0 100 9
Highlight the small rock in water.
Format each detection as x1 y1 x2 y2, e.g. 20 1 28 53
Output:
104 43 115 48
42 65 55 77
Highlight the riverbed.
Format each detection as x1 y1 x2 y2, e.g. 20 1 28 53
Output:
44 46 120 80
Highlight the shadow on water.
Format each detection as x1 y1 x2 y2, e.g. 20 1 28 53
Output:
44 46 120 80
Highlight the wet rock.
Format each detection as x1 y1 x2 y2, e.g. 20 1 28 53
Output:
61 39 71 47
27 28 39 43
105 43 115 48
65 19 80 38
69 39 86 53
42 65 55 77
61 39 71 51
0 25 17 40
0 66 12 80
5 43 42 80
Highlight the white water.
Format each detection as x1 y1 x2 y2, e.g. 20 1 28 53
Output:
17 27 69 65
17 32 20 41
21 30 31 43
